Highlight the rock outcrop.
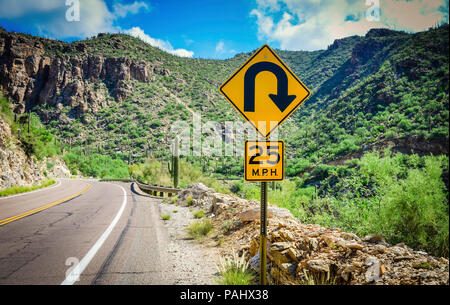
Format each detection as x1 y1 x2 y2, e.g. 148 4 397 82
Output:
0 29 166 122
177 183 449 285
0 115 70 190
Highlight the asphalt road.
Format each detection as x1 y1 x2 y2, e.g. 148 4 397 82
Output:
0 179 169 285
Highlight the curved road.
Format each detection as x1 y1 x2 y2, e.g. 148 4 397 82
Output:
0 179 169 285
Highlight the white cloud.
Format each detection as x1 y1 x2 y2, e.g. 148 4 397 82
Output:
214 40 236 58
0 0 193 58
250 0 449 51
112 1 150 18
124 26 194 58
215 41 225 53
0 0 60 19
44 0 118 38
0 0 121 38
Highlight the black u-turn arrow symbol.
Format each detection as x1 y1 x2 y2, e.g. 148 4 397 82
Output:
244 61 296 113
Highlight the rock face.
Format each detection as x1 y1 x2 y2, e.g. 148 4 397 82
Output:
0 116 70 190
177 183 450 285
0 29 162 121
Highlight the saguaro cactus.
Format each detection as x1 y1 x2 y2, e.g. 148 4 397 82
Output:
172 137 179 188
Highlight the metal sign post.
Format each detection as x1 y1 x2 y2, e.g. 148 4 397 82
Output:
173 137 179 188
260 181 268 285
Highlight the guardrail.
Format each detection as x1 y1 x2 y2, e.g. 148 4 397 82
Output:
101 178 181 197
101 178 134 183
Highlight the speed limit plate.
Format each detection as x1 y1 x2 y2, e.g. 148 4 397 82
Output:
244 140 284 181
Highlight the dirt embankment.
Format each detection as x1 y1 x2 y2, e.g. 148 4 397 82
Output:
173 183 449 285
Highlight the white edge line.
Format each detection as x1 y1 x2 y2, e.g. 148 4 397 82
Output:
61 184 127 285
0 179 62 201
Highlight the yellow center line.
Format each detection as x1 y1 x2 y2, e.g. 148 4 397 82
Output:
0 182 91 227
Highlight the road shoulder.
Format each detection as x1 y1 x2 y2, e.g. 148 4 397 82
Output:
160 199 220 284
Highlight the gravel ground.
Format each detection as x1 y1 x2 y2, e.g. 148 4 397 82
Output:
159 199 221 285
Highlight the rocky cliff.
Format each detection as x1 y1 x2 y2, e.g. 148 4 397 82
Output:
0 26 169 123
0 115 70 190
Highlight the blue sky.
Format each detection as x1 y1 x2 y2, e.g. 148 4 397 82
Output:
0 0 448 59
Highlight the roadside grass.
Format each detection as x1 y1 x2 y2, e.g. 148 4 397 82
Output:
216 252 255 285
221 220 236 233
193 210 205 219
161 214 171 221
187 219 213 239
186 195 193 206
0 179 56 197
299 270 337 285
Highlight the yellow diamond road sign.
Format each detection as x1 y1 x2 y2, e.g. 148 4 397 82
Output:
219 44 311 138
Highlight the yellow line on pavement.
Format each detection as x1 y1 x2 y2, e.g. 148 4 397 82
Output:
0 182 91 227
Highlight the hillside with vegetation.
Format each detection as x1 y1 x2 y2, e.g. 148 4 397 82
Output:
0 25 448 257
0 93 69 191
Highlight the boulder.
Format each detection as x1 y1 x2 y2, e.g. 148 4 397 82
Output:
345 243 364 250
175 183 215 207
238 208 262 222
338 264 356 282
363 234 383 243
286 248 304 263
306 259 330 274
365 256 381 283
268 248 290 267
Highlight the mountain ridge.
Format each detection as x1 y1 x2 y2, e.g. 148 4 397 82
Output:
0 25 448 178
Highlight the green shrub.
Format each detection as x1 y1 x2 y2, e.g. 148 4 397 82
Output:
0 94 61 160
188 219 213 239
221 220 236 233
311 164 334 180
63 149 129 179
186 195 193 206
374 157 449 257
161 214 171 221
216 252 255 285
230 182 242 194
193 210 205 219
46 160 55 171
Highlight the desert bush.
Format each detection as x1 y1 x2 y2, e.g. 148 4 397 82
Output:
188 219 213 239
216 252 255 285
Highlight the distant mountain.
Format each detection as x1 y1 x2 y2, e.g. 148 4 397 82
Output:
0 25 448 177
